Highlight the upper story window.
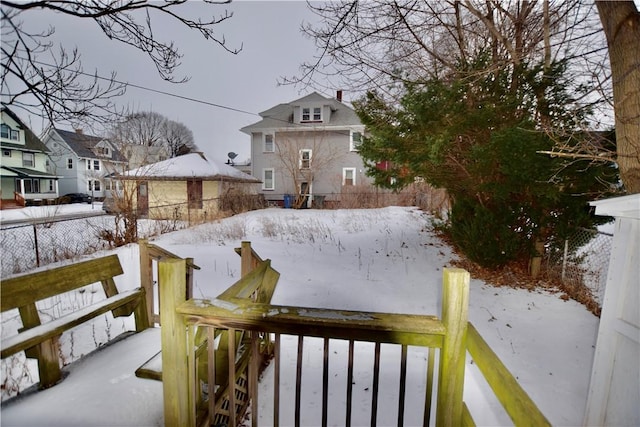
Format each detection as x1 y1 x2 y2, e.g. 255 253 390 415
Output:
97 146 111 157
299 149 312 169
264 133 274 152
2 149 11 157
350 131 363 151
94 160 100 171
1 124 19 141
67 158 73 169
22 152 34 168
301 106 323 123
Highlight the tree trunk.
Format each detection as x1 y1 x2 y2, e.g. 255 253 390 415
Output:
597 1 640 194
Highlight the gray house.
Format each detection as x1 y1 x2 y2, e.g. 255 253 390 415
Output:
241 92 372 207
42 128 127 199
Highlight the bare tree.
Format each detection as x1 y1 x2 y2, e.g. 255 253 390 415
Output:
109 111 197 164
274 131 344 208
1 0 239 127
597 1 640 193
164 119 196 157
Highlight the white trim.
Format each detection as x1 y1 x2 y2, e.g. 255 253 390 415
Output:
299 149 312 169
342 167 356 186
263 133 274 152
350 130 363 151
262 168 275 190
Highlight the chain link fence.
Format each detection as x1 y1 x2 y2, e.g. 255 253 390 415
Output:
0 214 188 278
544 227 614 308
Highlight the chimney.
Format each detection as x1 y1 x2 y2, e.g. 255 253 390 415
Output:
75 128 83 134
336 90 343 102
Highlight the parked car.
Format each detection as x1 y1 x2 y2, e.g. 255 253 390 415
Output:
57 193 92 204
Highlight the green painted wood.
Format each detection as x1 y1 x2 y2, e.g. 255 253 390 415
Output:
159 258 192 427
18 303 61 388
466 323 551 427
135 351 163 381
461 402 476 427
1 255 123 312
1 289 146 358
216 261 270 301
256 266 280 304
178 300 445 348
436 268 470 427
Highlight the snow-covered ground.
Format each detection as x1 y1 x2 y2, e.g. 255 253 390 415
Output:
1 205 599 426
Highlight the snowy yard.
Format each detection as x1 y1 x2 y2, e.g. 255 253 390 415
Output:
1 206 599 426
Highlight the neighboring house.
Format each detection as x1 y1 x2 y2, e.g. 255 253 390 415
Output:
42 128 127 199
241 91 373 207
117 152 260 220
0 107 59 207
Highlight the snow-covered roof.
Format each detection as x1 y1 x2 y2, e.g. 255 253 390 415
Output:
121 152 259 182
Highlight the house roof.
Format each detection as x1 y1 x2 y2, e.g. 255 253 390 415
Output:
53 128 127 162
240 92 362 134
1 166 58 179
1 106 49 153
121 152 260 182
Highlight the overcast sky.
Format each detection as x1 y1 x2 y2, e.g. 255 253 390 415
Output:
16 1 333 163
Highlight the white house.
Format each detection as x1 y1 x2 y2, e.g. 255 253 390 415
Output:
42 128 127 199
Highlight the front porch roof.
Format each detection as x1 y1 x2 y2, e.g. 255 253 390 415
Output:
1 166 59 179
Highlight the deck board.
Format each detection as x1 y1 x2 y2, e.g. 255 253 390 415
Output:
1 328 163 427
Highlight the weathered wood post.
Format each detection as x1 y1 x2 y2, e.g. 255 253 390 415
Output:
159 257 192 426
139 239 155 324
241 241 252 278
436 267 470 427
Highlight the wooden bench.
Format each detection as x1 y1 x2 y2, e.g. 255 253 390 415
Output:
1 254 150 389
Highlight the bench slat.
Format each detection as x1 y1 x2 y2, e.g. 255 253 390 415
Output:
1 289 145 358
1 255 124 312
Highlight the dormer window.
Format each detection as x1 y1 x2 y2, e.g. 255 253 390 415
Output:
1 124 19 141
97 146 111 157
301 106 323 123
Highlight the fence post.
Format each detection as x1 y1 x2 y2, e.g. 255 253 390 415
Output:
139 239 155 325
241 241 252 277
561 239 569 281
33 224 40 267
436 267 470 427
159 257 192 426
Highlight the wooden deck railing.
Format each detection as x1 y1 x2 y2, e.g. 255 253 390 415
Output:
158 242 549 427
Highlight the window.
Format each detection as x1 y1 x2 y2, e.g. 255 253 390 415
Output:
0 124 8 139
187 179 203 209
350 131 363 151
67 158 73 169
264 133 274 152
94 180 101 191
301 106 322 122
343 168 356 186
93 160 100 171
48 180 55 192
87 159 91 170
10 129 19 141
299 149 312 169
22 152 34 167
98 146 110 156
2 149 10 157
262 168 275 190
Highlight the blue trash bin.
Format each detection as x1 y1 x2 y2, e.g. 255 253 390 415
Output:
283 194 292 209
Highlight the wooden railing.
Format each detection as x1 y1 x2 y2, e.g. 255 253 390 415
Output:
139 239 200 325
14 191 25 207
158 242 549 427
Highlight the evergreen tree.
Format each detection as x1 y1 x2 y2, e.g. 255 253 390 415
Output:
355 56 617 268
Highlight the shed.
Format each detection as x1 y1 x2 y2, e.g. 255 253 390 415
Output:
584 193 640 425
118 152 260 221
